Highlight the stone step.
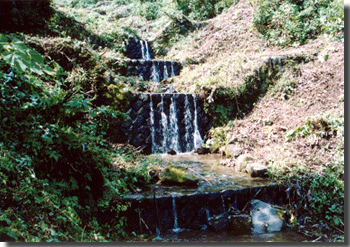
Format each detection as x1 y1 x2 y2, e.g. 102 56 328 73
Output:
120 184 288 234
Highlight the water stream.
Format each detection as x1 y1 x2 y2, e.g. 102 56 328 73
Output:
150 96 156 154
193 94 204 149
156 228 312 242
168 96 181 153
163 62 169 80
147 94 204 155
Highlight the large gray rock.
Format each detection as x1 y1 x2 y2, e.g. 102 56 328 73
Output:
250 200 286 234
236 154 254 172
194 146 211 154
246 163 268 178
221 144 243 158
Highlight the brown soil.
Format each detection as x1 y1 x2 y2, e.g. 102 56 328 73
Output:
167 0 344 174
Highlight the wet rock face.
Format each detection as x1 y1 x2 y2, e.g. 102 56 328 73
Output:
207 212 252 234
250 200 286 234
121 184 289 234
123 39 182 82
124 60 182 82
122 93 212 155
125 39 155 60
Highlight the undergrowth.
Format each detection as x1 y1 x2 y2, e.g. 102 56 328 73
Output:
268 112 344 236
252 0 344 46
0 30 150 242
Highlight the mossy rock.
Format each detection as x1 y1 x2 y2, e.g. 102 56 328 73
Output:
159 165 199 186
228 215 252 234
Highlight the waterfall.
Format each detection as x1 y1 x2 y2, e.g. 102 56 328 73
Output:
140 40 146 60
140 40 151 60
168 95 180 153
145 41 151 60
163 62 169 80
146 94 204 155
206 209 210 221
161 94 168 153
221 195 226 213
172 196 179 229
151 62 160 82
184 95 193 152
150 96 156 154
171 62 176 77
193 94 204 149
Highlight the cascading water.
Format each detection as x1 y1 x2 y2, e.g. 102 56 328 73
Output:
221 195 226 213
184 95 194 153
126 39 182 82
140 40 151 60
172 196 179 230
168 95 181 153
161 94 168 153
193 94 204 148
163 62 169 80
140 40 145 60
171 62 176 77
145 94 204 155
145 41 151 60
150 96 156 154
151 62 160 83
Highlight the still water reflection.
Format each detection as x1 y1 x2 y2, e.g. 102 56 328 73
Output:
156 228 311 242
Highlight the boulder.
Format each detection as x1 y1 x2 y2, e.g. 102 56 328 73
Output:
207 212 230 232
228 215 252 234
194 146 211 155
159 165 199 186
207 212 251 234
246 163 268 178
167 149 177 155
222 145 244 158
250 200 286 234
236 154 254 172
220 158 234 167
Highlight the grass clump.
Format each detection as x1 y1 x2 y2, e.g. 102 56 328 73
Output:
267 111 344 237
252 0 344 46
175 0 238 21
286 112 344 142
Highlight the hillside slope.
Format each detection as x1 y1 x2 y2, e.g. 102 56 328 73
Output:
163 1 344 237
165 0 344 172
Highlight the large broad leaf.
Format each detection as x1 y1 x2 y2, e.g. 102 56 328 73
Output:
1 39 54 76
0 34 8 53
2 50 31 73
25 46 44 65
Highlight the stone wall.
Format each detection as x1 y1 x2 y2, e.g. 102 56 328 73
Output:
125 60 182 82
121 93 212 155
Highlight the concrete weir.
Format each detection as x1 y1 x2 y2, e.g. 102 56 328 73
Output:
122 93 211 155
121 184 288 235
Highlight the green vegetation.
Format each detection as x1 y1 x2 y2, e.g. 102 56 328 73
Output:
252 0 344 46
0 15 150 242
204 57 307 127
0 0 344 242
0 0 53 33
286 113 344 142
175 0 238 20
268 112 344 234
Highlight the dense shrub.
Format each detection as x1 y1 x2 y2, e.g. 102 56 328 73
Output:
175 0 237 20
0 34 149 241
252 0 344 46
